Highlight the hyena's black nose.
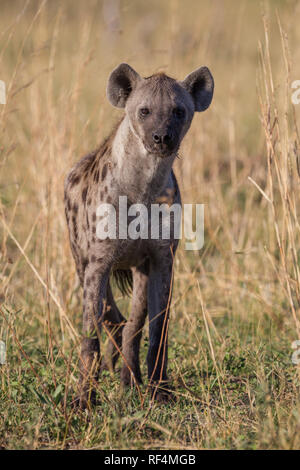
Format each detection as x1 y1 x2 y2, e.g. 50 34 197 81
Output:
152 131 172 145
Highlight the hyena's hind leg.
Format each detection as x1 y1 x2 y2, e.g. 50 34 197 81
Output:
121 262 149 386
101 282 126 372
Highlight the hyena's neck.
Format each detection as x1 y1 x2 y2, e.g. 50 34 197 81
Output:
111 115 176 203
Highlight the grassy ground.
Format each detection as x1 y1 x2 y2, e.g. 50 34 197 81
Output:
1 0 300 449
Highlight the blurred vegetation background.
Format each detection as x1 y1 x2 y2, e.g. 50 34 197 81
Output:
1 0 300 449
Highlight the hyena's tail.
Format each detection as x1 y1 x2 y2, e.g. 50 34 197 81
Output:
112 269 133 296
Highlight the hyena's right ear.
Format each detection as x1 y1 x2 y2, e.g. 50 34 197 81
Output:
181 66 214 112
107 63 141 108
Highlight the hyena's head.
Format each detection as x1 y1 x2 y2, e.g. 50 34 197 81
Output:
107 63 214 157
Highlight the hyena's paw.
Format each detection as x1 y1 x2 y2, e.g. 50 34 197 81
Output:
149 381 176 404
71 389 97 410
120 365 143 387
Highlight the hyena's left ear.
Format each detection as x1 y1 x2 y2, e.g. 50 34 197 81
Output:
107 63 142 108
181 66 214 112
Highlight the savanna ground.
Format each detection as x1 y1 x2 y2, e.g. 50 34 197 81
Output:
1 0 300 450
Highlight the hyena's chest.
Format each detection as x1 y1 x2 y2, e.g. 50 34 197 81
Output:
67 158 181 265
79 173 181 264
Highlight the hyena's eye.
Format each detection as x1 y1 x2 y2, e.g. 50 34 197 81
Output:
139 107 150 117
173 107 185 119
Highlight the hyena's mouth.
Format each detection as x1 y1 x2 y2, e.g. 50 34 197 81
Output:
144 142 179 158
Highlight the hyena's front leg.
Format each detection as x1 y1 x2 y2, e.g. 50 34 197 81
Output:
77 263 110 409
147 252 175 402
121 263 149 386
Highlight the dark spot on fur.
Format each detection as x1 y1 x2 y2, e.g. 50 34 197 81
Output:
90 159 97 174
94 170 99 183
91 255 96 263
73 203 78 214
87 198 92 206
92 213 96 222
82 187 88 204
101 163 108 181
100 144 107 157
69 173 80 187
72 216 78 240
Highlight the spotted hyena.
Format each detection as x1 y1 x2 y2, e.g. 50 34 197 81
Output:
64 63 214 408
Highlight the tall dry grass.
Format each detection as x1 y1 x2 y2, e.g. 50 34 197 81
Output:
1 0 300 449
